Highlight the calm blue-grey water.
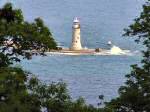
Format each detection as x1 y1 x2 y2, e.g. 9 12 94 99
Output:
0 0 145 105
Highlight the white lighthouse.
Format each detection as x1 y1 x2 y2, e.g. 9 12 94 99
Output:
70 17 82 50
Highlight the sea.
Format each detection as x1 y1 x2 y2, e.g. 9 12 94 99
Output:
0 0 145 106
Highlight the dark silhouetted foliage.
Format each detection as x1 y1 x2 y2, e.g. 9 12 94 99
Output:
0 3 57 66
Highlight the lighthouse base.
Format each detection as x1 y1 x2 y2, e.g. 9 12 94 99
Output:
48 47 132 56
49 48 109 55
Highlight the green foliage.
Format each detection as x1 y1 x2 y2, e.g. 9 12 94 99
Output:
0 53 10 67
0 66 103 112
28 78 71 112
0 3 57 66
0 67 41 112
0 3 24 23
104 1 150 112
27 77 103 112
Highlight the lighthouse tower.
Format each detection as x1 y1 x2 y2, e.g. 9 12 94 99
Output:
70 17 82 50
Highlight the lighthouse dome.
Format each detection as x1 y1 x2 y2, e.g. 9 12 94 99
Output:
73 17 80 23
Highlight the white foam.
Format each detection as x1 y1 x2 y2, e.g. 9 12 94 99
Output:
110 45 126 55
